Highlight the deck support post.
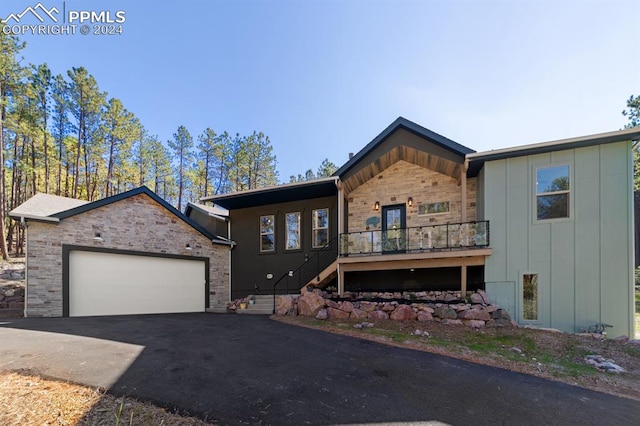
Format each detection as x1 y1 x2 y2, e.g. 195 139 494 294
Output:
461 264 467 296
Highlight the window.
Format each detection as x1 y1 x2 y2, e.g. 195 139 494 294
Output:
260 215 275 252
418 202 450 215
536 165 570 220
312 208 329 248
285 212 301 250
523 274 538 321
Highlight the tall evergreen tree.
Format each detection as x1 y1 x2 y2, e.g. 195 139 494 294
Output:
168 125 194 210
29 64 52 193
51 74 71 195
67 66 105 199
0 31 26 259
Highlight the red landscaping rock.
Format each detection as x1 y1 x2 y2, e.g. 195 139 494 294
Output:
327 307 350 320
368 310 389 320
390 304 417 321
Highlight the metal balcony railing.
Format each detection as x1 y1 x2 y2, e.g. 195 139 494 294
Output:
339 220 490 256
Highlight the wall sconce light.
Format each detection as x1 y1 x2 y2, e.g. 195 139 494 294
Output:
374 201 380 211
93 232 103 242
185 243 192 251
408 197 413 207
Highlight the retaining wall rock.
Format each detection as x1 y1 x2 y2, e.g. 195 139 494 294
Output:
274 289 515 329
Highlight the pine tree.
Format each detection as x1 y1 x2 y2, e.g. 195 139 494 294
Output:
168 125 194 210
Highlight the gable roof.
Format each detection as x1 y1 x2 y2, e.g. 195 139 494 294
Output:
333 117 475 178
10 193 89 223
18 186 231 245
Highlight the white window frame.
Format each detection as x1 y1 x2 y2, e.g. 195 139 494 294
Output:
535 164 571 221
259 214 275 253
312 208 329 248
285 212 301 251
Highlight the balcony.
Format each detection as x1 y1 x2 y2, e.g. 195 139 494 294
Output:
339 221 490 257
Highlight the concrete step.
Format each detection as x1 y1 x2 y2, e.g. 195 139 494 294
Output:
236 307 273 315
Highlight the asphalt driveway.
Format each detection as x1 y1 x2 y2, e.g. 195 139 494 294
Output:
1 314 638 425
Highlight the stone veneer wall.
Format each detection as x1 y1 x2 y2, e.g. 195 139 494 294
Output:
26 193 229 317
347 160 477 233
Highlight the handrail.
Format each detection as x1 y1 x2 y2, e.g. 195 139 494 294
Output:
272 235 339 313
339 220 490 256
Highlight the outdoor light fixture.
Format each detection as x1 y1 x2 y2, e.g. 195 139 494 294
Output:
185 243 192 250
374 201 380 211
93 232 103 242
408 197 413 207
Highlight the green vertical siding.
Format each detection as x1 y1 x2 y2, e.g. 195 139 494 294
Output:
482 141 633 337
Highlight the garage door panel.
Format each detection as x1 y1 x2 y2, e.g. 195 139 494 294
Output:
69 251 205 317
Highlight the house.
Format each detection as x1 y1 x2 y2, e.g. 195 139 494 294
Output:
204 117 640 337
13 117 639 337
10 186 232 317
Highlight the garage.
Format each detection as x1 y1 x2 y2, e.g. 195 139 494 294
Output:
9 186 231 317
67 249 208 317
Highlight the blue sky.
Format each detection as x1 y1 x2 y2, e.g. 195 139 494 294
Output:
4 0 639 182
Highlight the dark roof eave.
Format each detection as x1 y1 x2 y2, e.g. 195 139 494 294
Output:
333 117 475 177
50 186 232 246
203 178 338 210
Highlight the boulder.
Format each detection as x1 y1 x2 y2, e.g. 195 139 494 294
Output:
390 304 417 321
462 320 485 328
417 311 433 322
441 319 463 325
443 293 458 302
487 318 513 328
340 301 355 313
491 309 511 320
433 306 457 320
327 300 339 309
327 307 350 320
275 295 295 316
381 302 397 312
359 302 378 312
458 308 491 321
297 291 326 317
477 290 491 304
350 308 368 319
485 305 499 313
470 293 484 304
315 309 328 320
368 310 389 320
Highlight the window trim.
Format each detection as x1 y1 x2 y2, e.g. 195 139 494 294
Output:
521 272 540 323
259 214 275 253
312 208 329 249
418 201 450 216
534 163 572 222
285 211 302 251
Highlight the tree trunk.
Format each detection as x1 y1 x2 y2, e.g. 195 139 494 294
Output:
0 84 11 259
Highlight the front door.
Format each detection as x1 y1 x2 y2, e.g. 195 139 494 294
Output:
382 204 406 253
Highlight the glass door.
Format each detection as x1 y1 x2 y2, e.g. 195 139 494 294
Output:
382 204 406 253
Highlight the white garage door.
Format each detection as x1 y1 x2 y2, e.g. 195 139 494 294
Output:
69 250 206 317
